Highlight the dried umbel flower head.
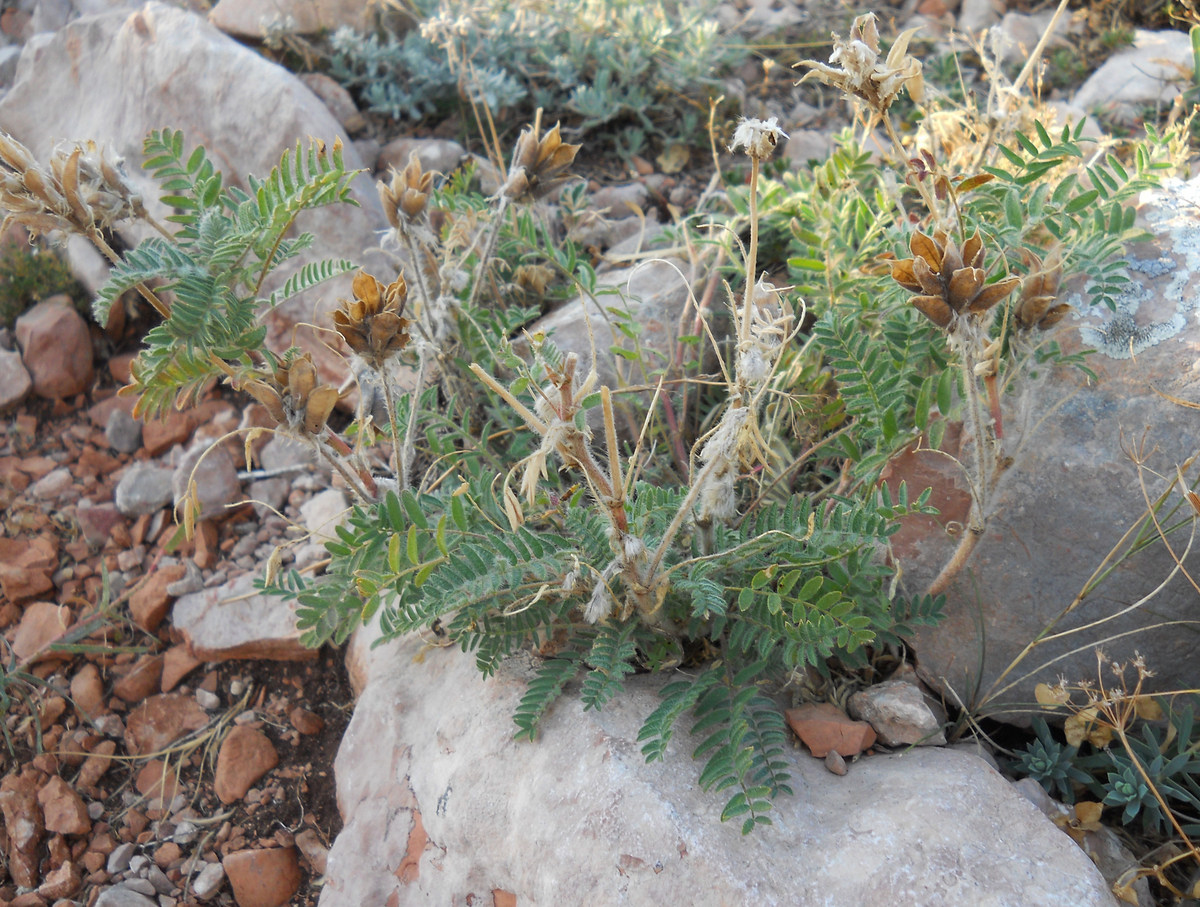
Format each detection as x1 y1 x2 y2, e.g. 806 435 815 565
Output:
502 113 581 203
0 133 143 240
1014 248 1070 332
241 352 340 437
332 271 412 369
796 12 924 112
729 117 788 161
891 230 1019 332
378 151 436 228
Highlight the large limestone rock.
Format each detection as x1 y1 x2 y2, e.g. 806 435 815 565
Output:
324 630 1117 906
209 0 372 38
0 2 390 388
1072 30 1193 125
892 176 1200 717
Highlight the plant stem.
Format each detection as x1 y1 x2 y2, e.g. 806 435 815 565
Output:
397 346 431 490
89 230 171 319
739 156 760 348
465 194 510 315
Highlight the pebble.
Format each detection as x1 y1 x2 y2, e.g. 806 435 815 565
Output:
94 885 159 907
123 876 157 897
195 688 221 710
172 820 198 844
107 842 136 874
192 860 226 899
165 560 204 597
223 846 301 907
105 407 142 453
114 464 175 517
147 864 174 894
30 466 73 499
214 726 279 804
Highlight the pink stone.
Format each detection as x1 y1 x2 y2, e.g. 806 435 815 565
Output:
785 702 877 758
15 295 94 399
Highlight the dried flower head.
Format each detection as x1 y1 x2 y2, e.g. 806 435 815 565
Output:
796 13 925 112
241 352 340 437
332 271 412 369
1014 248 1070 332
502 114 581 203
891 230 1019 332
0 133 143 240
378 151 436 228
729 117 788 161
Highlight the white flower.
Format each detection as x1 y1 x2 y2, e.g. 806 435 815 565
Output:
729 117 788 161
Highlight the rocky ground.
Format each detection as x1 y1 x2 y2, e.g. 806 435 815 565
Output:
0 0 1197 905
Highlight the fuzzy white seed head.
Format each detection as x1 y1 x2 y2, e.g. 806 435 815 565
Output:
729 117 788 161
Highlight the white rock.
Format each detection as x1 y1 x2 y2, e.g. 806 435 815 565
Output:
293 487 350 569
114 463 174 516
848 680 947 747
192 860 226 899
29 466 72 500
376 136 466 178
323 631 1118 906
991 10 1073 64
0 2 391 394
0 347 30 414
209 0 371 38
1073 30 1194 123
173 572 312 662
94 885 158 907
172 441 240 521
956 0 1003 34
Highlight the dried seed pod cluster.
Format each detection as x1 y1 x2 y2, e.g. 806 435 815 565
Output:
332 271 412 369
1014 249 1069 332
502 117 581 203
242 353 340 437
891 230 1019 332
0 132 143 239
378 151 435 227
796 12 924 112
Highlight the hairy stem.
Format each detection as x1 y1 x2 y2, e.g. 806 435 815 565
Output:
398 346 431 490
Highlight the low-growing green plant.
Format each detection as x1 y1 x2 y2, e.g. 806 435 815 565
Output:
1014 656 1200 897
2 6 1189 836
0 238 82 329
326 0 739 157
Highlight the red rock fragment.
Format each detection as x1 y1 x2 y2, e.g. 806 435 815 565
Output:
214 726 279 804
77 740 118 788
785 702 877 759
223 846 302 907
135 760 181 806
128 564 187 633
161 644 203 692
288 707 324 736
12 602 72 664
37 858 81 899
123 693 209 756
69 664 107 721
0 535 58 602
0 770 45 888
112 654 164 703
141 410 194 457
15 296 94 399
194 519 219 569
37 776 91 835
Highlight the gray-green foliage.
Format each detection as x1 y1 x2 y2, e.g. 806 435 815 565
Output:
93 130 358 418
327 0 738 152
1016 703 1200 837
